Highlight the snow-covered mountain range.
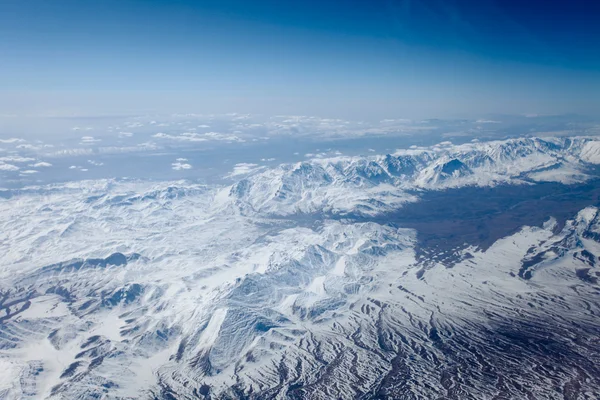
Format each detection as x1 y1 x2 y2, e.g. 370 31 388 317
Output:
229 137 599 216
1 136 599 399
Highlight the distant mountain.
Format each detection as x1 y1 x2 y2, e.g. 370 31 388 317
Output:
229 137 599 216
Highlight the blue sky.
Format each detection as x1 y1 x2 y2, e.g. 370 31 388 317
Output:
1 0 599 119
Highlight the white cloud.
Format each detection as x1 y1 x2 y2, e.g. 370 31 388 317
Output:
53 148 95 157
69 165 89 171
304 149 343 159
0 163 19 171
0 138 25 144
125 121 144 128
231 114 251 121
80 136 101 144
153 131 244 143
204 132 245 142
263 115 429 139
16 143 54 150
20 169 38 174
0 156 35 163
49 142 160 158
153 132 207 142
87 160 104 166
172 161 192 170
118 132 134 138
30 162 52 168
380 118 412 123
226 163 264 178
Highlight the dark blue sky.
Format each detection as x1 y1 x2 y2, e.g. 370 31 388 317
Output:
1 0 599 118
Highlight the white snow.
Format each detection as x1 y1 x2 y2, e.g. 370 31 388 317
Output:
196 308 228 350
580 140 600 163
